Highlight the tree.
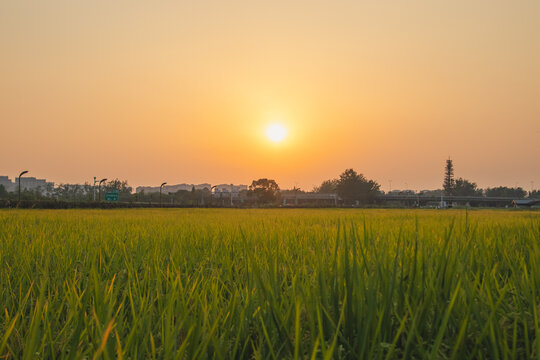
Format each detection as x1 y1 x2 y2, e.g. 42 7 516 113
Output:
280 186 305 196
443 159 455 196
454 178 482 196
53 183 92 201
529 190 540 199
248 178 280 204
485 186 526 198
313 179 338 193
336 169 380 204
104 179 133 201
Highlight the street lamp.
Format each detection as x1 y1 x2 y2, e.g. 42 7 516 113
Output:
160 182 167 207
93 177 97 201
98 178 107 201
207 185 217 207
18 170 28 203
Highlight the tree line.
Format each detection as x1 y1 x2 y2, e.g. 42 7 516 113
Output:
443 159 535 198
0 161 537 206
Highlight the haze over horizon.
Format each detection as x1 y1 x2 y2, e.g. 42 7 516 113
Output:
1 1 539 192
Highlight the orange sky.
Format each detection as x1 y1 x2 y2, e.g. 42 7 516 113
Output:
1 1 539 191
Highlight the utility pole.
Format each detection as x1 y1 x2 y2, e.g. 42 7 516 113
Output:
18 170 28 204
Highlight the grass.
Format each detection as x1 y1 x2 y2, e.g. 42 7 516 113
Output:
0 208 539 359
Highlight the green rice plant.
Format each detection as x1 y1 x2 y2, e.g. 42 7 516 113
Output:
0 209 538 359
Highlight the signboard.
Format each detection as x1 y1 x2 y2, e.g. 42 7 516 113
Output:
104 190 119 202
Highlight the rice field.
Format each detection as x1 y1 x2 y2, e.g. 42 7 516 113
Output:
0 209 539 359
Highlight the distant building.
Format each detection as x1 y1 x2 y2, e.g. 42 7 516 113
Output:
136 183 212 194
210 184 249 205
512 199 540 208
14 177 54 193
212 184 248 198
0 175 54 193
0 176 15 192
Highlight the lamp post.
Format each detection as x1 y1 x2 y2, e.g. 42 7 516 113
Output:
209 185 217 207
18 170 28 203
160 182 167 207
98 178 107 201
93 177 97 201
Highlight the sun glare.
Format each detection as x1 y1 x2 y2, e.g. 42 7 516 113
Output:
266 124 287 143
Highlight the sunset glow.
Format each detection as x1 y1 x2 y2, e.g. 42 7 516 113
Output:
0 1 539 190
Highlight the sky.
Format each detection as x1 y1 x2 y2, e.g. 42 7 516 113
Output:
1 0 539 191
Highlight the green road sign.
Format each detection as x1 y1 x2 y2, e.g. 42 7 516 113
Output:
105 190 119 202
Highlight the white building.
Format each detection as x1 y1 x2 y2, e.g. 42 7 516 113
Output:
212 184 248 198
136 183 212 194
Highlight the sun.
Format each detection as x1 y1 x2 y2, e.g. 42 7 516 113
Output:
266 123 287 142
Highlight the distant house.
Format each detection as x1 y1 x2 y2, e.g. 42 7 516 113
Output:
212 184 248 196
512 199 540 208
212 184 248 201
